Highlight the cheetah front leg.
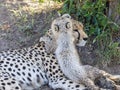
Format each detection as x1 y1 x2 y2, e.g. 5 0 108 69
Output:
83 65 120 89
83 65 120 83
108 75 120 85
49 77 88 90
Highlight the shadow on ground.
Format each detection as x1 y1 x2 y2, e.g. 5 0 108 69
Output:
0 0 60 90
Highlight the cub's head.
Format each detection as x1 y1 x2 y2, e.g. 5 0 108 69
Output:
51 14 73 41
51 14 88 46
40 14 88 53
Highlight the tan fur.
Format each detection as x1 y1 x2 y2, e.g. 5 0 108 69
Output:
40 29 56 53
40 14 120 90
40 17 88 53
51 15 99 90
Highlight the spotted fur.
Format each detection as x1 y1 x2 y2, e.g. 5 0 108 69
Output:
0 15 89 90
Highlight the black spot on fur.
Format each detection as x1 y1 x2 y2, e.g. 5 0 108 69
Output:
15 65 18 68
11 73 15 77
17 60 20 62
4 65 7 67
4 78 9 80
18 69 20 71
32 69 35 72
55 70 58 73
69 81 73 84
52 56 55 59
62 82 65 84
7 58 10 61
19 80 24 84
36 75 40 83
11 81 16 84
28 73 31 77
7 82 11 85
22 72 25 75
2 86 5 90
27 77 32 81
0 61 4 64
40 73 44 78
53 66 56 69
22 66 26 70
15 86 19 89
12 59 15 61
6 61 9 64
27 64 30 66
49 69 52 72
1 83 5 86
76 85 80 88
17 72 21 76
10 64 13 66
8 68 12 71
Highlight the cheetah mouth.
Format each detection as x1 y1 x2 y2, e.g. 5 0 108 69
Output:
76 40 87 47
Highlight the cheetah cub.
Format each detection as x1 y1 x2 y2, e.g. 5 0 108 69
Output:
51 14 100 90
41 14 120 90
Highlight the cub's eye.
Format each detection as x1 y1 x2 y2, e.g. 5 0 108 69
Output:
66 22 71 29
54 25 59 32
73 29 80 40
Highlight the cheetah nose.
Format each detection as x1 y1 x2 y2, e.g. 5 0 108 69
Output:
83 38 88 41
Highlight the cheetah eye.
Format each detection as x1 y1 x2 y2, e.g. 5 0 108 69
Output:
66 22 71 29
54 25 59 32
73 29 80 40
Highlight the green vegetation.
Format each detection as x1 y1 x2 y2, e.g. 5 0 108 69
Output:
59 0 120 65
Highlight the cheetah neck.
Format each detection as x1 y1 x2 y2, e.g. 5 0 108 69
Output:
55 32 85 82
56 32 80 63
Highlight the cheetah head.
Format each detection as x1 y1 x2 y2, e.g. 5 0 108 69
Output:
72 18 88 46
40 14 88 53
51 14 88 46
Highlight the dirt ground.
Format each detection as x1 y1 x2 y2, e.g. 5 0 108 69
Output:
0 0 61 51
0 0 60 89
0 0 120 90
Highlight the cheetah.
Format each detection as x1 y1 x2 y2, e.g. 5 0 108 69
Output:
51 14 100 90
0 14 90 90
40 14 87 54
0 14 120 90
41 14 120 90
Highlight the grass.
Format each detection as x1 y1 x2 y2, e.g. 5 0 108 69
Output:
9 0 62 36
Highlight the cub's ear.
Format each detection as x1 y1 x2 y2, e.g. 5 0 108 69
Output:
62 14 71 18
57 12 61 16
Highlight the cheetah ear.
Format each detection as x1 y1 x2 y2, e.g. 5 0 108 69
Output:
62 14 71 18
57 12 61 16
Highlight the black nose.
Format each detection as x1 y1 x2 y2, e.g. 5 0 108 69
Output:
83 38 88 41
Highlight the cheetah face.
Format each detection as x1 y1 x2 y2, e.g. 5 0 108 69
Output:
51 15 73 36
40 14 88 53
52 14 88 47
72 19 88 46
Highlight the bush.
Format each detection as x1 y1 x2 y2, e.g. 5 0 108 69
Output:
59 0 120 65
